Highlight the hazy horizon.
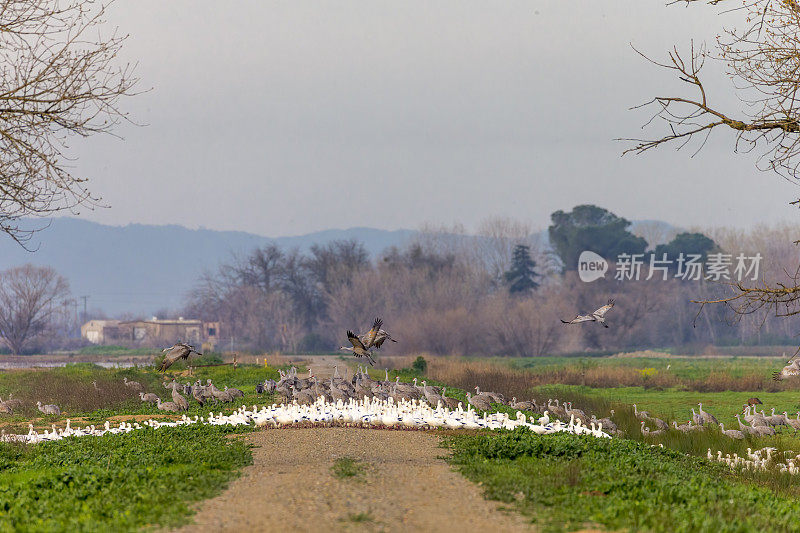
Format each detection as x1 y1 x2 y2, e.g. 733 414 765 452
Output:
56 1 799 238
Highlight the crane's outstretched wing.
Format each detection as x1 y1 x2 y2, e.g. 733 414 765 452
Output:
158 344 186 372
773 357 800 381
347 331 367 351
592 299 615 318
361 318 383 348
561 315 595 325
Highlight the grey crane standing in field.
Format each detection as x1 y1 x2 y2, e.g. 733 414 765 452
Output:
170 384 189 411
466 392 492 411
719 423 745 440
139 392 159 404
158 342 203 372
0 398 12 415
561 299 615 328
698 403 718 425
36 401 60 415
640 421 664 437
156 398 180 412
123 377 143 391
632 404 650 420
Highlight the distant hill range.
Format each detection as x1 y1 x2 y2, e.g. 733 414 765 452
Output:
0 218 416 316
0 217 677 316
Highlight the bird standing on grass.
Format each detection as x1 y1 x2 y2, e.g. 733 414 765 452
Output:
158 342 202 372
561 299 615 328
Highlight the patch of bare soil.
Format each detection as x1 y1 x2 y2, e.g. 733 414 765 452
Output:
176 427 534 532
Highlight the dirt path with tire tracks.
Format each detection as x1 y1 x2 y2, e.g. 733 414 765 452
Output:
176 356 532 532
176 427 533 532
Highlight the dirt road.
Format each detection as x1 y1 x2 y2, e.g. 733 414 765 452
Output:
177 427 533 533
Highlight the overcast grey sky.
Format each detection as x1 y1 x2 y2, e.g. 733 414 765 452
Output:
71 1 799 237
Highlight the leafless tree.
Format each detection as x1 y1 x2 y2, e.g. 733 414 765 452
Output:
0 0 138 245
625 0 800 330
625 1 800 177
0 264 69 354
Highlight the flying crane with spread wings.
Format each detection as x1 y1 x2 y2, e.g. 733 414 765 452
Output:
158 342 203 372
773 351 800 381
340 318 393 366
561 299 615 328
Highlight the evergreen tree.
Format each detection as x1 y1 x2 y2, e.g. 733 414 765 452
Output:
548 204 647 271
504 244 540 294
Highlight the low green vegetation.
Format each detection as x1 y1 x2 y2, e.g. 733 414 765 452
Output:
0 424 252 532
445 429 800 532
76 345 155 356
0 363 293 431
346 511 374 523
331 456 366 480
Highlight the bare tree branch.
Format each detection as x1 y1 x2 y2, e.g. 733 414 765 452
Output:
0 0 139 246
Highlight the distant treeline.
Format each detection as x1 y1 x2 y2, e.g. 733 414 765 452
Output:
179 205 800 356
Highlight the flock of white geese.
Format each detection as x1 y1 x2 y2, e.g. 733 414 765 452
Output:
707 445 800 475
0 395 612 444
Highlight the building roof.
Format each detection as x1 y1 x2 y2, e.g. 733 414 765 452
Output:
119 318 203 326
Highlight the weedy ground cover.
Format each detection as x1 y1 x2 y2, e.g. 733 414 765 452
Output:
0 424 253 532
0 363 292 432
445 429 800 533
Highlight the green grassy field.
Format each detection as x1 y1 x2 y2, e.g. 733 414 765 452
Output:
0 361 293 531
445 429 800 533
4 354 800 531
0 425 252 532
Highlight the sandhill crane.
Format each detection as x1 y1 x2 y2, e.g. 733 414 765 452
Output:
698 403 718 425
156 398 180 412
648 416 669 431
0 399 12 415
360 318 383 350
672 421 693 433
592 415 618 434
360 321 397 349
510 398 535 411
441 388 460 410
225 386 244 399
640 421 664 436
192 385 206 406
466 392 492 411
773 352 800 381
263 379 277 393
781 412 800 432
734 414 757 435
475 386 504 404
3 394 21 411
633 404 649 420
36 401 60 415
340 330 376 366
746 397 763 407
158 342 202 372
139 392 159 404
719 422 745 440
691 407 703 426
766 408 787 427
123 377 143 391
566 402 587 422
171 387 189 411
561 299 615 328
207 381 232 403
750 421 776 436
